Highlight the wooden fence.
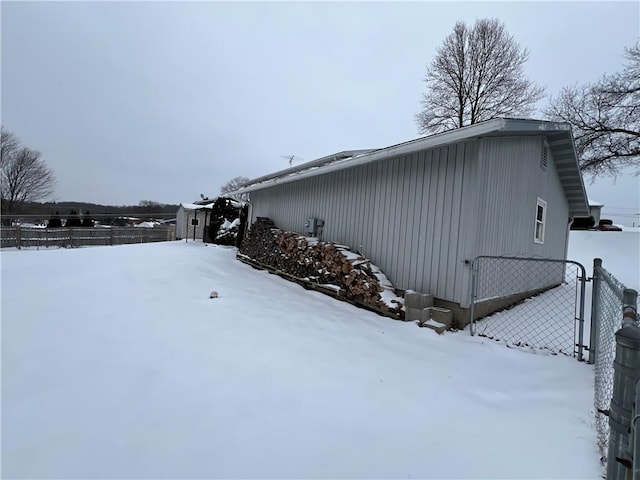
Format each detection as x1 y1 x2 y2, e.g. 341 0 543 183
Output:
1 226 175 249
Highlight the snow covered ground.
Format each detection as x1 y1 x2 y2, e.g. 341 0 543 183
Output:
1 234 623 478
568 230 639 290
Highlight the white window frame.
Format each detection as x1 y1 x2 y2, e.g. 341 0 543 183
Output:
534 198 547 244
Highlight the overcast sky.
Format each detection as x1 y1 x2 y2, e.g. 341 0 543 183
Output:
2 1 639 224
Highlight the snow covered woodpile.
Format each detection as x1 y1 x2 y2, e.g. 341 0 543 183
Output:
238 217 404 318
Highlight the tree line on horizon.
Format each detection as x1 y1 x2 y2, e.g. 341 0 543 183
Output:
0 199 180 227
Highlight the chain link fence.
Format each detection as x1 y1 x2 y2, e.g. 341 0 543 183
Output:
591 260 636 464
469 256 640 472
470 256 587 358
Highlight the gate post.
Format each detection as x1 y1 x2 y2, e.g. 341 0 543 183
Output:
632 379 640 480
469 258 478 336
577 263 587 361
607 288 640 480
589 258 603 365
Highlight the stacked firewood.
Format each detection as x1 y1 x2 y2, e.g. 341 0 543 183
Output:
239 218 404 316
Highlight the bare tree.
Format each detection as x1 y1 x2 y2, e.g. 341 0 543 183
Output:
416 18 545 134
545 43 639 176
220 176 250 201
1 127 56 219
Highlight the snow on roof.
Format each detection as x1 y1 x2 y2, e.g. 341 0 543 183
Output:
179 202 215 211
232 150 377 193
588 199 604 207
179 198 243 211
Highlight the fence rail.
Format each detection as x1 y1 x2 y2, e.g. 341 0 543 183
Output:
1 226 175 249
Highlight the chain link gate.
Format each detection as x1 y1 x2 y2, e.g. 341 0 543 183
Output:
469 256 588 359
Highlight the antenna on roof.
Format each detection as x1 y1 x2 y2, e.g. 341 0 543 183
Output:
281 155 303 167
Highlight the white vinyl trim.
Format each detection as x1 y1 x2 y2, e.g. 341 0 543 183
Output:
534 198 547 244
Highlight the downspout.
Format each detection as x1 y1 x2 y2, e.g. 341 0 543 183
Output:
246 198 253 240
237 196 253 245
565 216 574 260
203 210 209 244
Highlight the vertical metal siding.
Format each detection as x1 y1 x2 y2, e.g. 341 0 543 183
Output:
249 138 566 306
470 136 570 300
414 150 430 292
457 141 481 307
403 154 420 288
474 136 569 259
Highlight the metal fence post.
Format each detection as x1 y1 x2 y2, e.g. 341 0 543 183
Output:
623 289 639 328
577 269 586 361
589 258 603 365
469 258 478 336
607 288 640 480
633 379 640 480
15 225 21 250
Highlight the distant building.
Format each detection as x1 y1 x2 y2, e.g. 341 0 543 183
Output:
588 199 604 225
176 199 215 241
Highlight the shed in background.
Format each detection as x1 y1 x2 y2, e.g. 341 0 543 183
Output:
176 200 215 241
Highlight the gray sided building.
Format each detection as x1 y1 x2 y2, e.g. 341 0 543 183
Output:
234 118 589 322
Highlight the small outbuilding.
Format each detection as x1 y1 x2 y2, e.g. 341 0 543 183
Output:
233 118 589 324
176 200 215 241
588 199 604 225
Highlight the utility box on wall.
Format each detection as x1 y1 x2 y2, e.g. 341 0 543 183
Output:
304 218 324 236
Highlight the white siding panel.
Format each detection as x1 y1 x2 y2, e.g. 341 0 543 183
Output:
249 142 482 303
471 136 570 300
474 136 569 259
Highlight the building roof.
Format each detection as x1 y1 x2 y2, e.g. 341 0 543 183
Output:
179 197 244 211
234 118 590 217
179 202 215 211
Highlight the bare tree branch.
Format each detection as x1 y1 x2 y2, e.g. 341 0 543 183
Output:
220 176 250 201
544 42 640 177
416 18 544 135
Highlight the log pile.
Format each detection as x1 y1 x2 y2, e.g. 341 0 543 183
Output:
239 218 404 317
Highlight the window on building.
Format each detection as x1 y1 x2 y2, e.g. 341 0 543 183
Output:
534 198 547 244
